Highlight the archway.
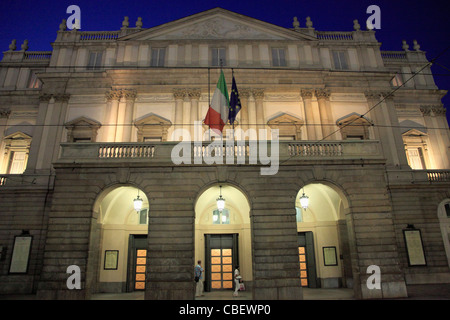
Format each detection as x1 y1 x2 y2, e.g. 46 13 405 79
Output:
194 184 252 294
91 185 149 294
438 199 450 267
295 182 352 289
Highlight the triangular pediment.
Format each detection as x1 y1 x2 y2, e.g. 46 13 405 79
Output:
65 116 101 128
122 8 316 41
135 113 172 126
402 129 427 137
268 112 304 125
336 113 373 126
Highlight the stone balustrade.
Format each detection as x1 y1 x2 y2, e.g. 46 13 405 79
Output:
56 140 384 165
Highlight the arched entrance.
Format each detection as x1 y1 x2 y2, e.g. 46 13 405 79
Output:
295 182 353 289
91 185 149 294
194 184 252 294
438 199 450 267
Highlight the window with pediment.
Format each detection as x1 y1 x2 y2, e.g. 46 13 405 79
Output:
267 113 304 140
402 129 429 170
1 132 32 174
134 114 172 142
336 113 372 140
65 117 101 143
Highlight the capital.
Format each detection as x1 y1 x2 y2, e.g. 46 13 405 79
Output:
300 89 314 99
173 89 187 100
122 89 137 101
0 108 11 118
188 88 201 100
105 89 122 101
315 89 330 100
252 88 265 100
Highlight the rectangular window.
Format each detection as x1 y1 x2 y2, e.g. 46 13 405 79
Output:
139 209 148 225
407 147 426 170
212 209 230 224
332 51 349 70
27 72 42 89
211 48 226 67
272 48 286 67
87 52 103 70
391 73 403 87
150 48 166 67
7 151 27 174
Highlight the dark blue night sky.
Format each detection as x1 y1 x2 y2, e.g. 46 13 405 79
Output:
1 0 449 125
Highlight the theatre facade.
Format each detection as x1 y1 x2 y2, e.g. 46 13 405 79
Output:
0 8 449 300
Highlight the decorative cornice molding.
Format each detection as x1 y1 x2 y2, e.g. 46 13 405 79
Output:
53 94 71 103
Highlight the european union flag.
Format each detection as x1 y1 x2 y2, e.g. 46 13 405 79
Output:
228 75 241 126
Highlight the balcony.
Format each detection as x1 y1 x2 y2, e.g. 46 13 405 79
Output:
55 140 384 167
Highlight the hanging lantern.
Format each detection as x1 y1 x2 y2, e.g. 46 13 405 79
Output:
216 185 225 212
299 190 309 210
133 191 143 212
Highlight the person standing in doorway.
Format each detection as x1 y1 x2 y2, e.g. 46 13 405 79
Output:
233 265 241 297
194 260 204 297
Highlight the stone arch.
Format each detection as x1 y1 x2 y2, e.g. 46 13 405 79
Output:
88 183 149 294
194 181 253 294
294 179 353 290
437 199 450 268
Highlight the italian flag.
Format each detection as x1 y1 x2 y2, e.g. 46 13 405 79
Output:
204 70 229 134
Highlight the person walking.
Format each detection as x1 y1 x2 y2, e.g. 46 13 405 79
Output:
233 265 241 297
194 260 204 297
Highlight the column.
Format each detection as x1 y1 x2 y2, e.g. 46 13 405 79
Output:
36 94 70 172
239 89 250 134
104 89 121 142
25 94 51 173
253 89 265 137
189 89 201 140
173 89 185 141
420 105 450 168
365 91 408 168
315 89 333 139
115 92 127 142
122 89 137 142
247 91 257 140
0 109 11 172
300 89 315 140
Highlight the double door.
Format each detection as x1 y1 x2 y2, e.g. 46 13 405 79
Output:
298 232 318 288
205 234 239 291
127 235 148 292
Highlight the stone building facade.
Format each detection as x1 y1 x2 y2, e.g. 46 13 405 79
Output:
0 8 449 300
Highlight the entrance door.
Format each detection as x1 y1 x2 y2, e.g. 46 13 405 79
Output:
298 232 318 288
127 235 148 292
205 234 238 291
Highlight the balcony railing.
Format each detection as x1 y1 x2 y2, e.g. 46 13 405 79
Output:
57 140 384 165
427 170 450 182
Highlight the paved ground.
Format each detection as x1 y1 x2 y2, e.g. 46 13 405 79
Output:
1 284 449 300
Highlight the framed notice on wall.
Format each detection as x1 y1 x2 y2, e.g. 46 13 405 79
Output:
403 228 427 266
104 250 119 270
9 235 32 274
323 246 338 266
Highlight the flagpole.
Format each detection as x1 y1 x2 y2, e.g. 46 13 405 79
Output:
208 66 210 141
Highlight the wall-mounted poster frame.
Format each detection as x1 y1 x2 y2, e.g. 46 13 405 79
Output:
104 250 119 270
323 246 338 266
403 226 427 266
9 234 32 274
